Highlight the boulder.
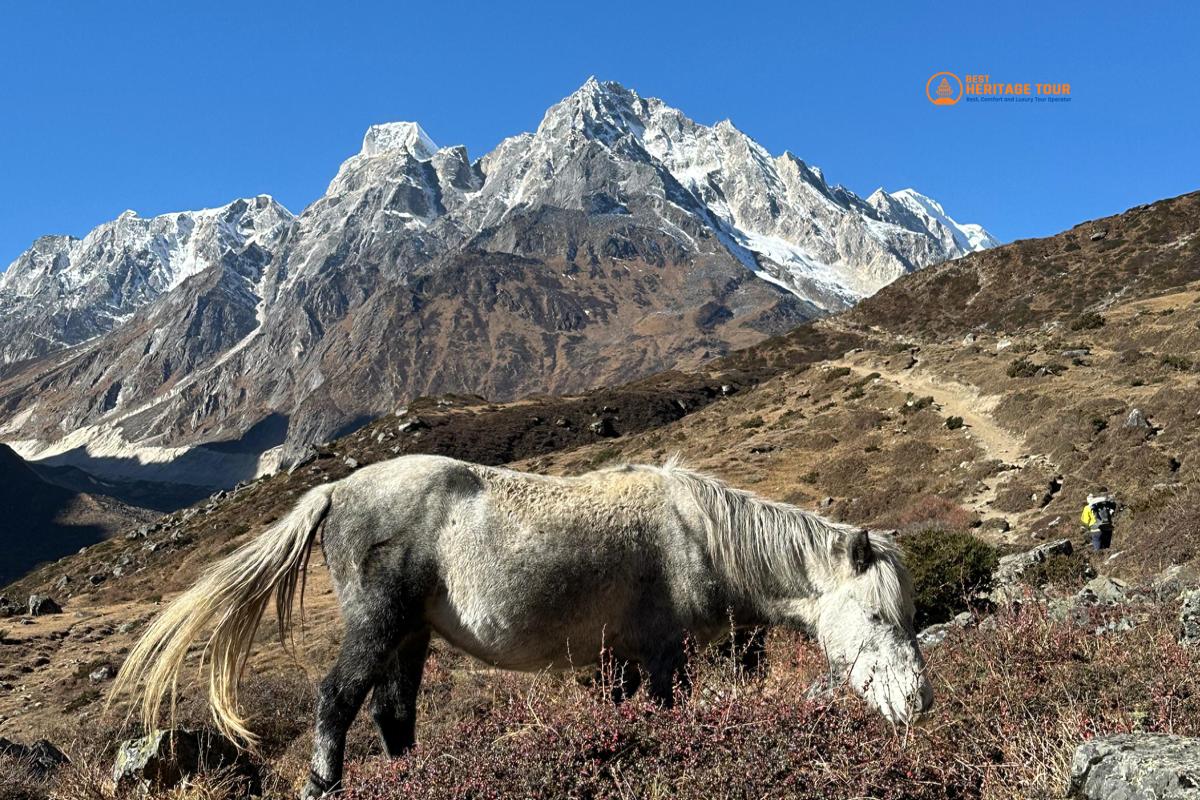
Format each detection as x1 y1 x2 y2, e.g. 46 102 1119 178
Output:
1076 576 1129 606
589 417 618 437
917 623 951 648
27 594 62 616
1181 590 1200 647
89 664 116 683
112 729 258 793
1125 408 1151 429
0 737 69 775
993 538 1073 588
1070 733 1200 799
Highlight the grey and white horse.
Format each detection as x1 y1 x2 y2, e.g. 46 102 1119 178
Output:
114 454 932 798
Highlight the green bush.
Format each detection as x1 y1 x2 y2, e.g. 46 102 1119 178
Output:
945 415 964 430
738 415 765 429
900 529 998 628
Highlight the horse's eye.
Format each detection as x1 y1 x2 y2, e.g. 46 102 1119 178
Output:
869 613 883 624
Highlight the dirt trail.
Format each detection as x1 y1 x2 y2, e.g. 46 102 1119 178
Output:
829 354 1026 464
829 352 1051 535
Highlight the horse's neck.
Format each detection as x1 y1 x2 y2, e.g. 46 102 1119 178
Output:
702 485 835 619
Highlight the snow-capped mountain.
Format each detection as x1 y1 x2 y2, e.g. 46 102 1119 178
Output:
0 196 293 365
0 79 995 491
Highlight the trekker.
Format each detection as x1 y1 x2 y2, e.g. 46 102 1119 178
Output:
1081 488 1118 551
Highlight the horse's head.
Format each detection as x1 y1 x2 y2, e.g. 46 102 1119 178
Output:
813 529 933 725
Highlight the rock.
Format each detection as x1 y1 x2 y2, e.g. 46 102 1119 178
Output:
1070 733 1200 799
1125 408 1151 429
1089 229 1108 241
398 417 428 433
721 384 736 396
89 665 116 683
27 595 62 616
981 517 1011 533
0 737 69 775
343 456 359 469
554 417 570 428
1180 590 1200 646
1062 348 1092 359
993 538 1073 589
112 729 258 793
1150 565 1199 602
917 623 952 648
589 417 618 437
1076 576 1129 606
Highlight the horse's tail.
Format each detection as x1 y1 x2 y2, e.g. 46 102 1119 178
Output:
110 484 334 746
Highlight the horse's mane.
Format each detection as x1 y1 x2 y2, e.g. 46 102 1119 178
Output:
656 456 913 628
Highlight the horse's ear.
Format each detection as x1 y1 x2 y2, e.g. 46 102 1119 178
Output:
850 529 874 573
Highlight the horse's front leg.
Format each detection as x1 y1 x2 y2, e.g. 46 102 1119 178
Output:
369 629 431 756
642 636 690 707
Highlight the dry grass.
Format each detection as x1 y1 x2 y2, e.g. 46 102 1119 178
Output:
6 602 1192 800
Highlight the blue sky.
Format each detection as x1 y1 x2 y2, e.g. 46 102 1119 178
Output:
2 1 1198 266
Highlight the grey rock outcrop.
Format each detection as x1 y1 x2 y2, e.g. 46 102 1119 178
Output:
0 737 69 775
1070 734 1200 799
27 594 62 616
1181 590 1200 646
991 538 1073 596
112 729 257 792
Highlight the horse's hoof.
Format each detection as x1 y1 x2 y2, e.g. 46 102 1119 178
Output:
300 773 339 799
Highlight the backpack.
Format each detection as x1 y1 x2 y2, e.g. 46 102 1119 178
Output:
1090 500 1114 527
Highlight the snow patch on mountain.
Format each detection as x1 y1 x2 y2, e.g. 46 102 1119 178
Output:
361 122 439 159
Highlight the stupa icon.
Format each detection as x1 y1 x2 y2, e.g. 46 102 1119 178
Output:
936 77 954 99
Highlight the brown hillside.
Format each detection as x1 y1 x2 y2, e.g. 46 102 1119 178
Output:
3 191 1200 800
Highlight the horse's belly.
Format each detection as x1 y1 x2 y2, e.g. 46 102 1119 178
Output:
426 591 612 670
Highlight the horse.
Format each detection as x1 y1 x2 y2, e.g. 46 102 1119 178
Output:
113 454 933 798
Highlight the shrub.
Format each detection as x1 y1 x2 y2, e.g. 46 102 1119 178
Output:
1007 358 1065 378
1069 311 1105 330
900 529 998 628
588 447 622 467
886 494 980 534
823 366 852 382
738 415 765 429
1006 358 1039 378
945 415 964 430
901 394 935 414
1022 549 1094 590
1160 354 1193 371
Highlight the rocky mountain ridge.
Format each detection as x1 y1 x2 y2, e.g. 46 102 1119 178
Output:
0 79 993 492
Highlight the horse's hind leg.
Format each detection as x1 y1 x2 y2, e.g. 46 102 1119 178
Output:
370 628 431 756
303 613 418 799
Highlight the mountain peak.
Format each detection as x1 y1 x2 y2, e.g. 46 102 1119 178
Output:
361 121 439 159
